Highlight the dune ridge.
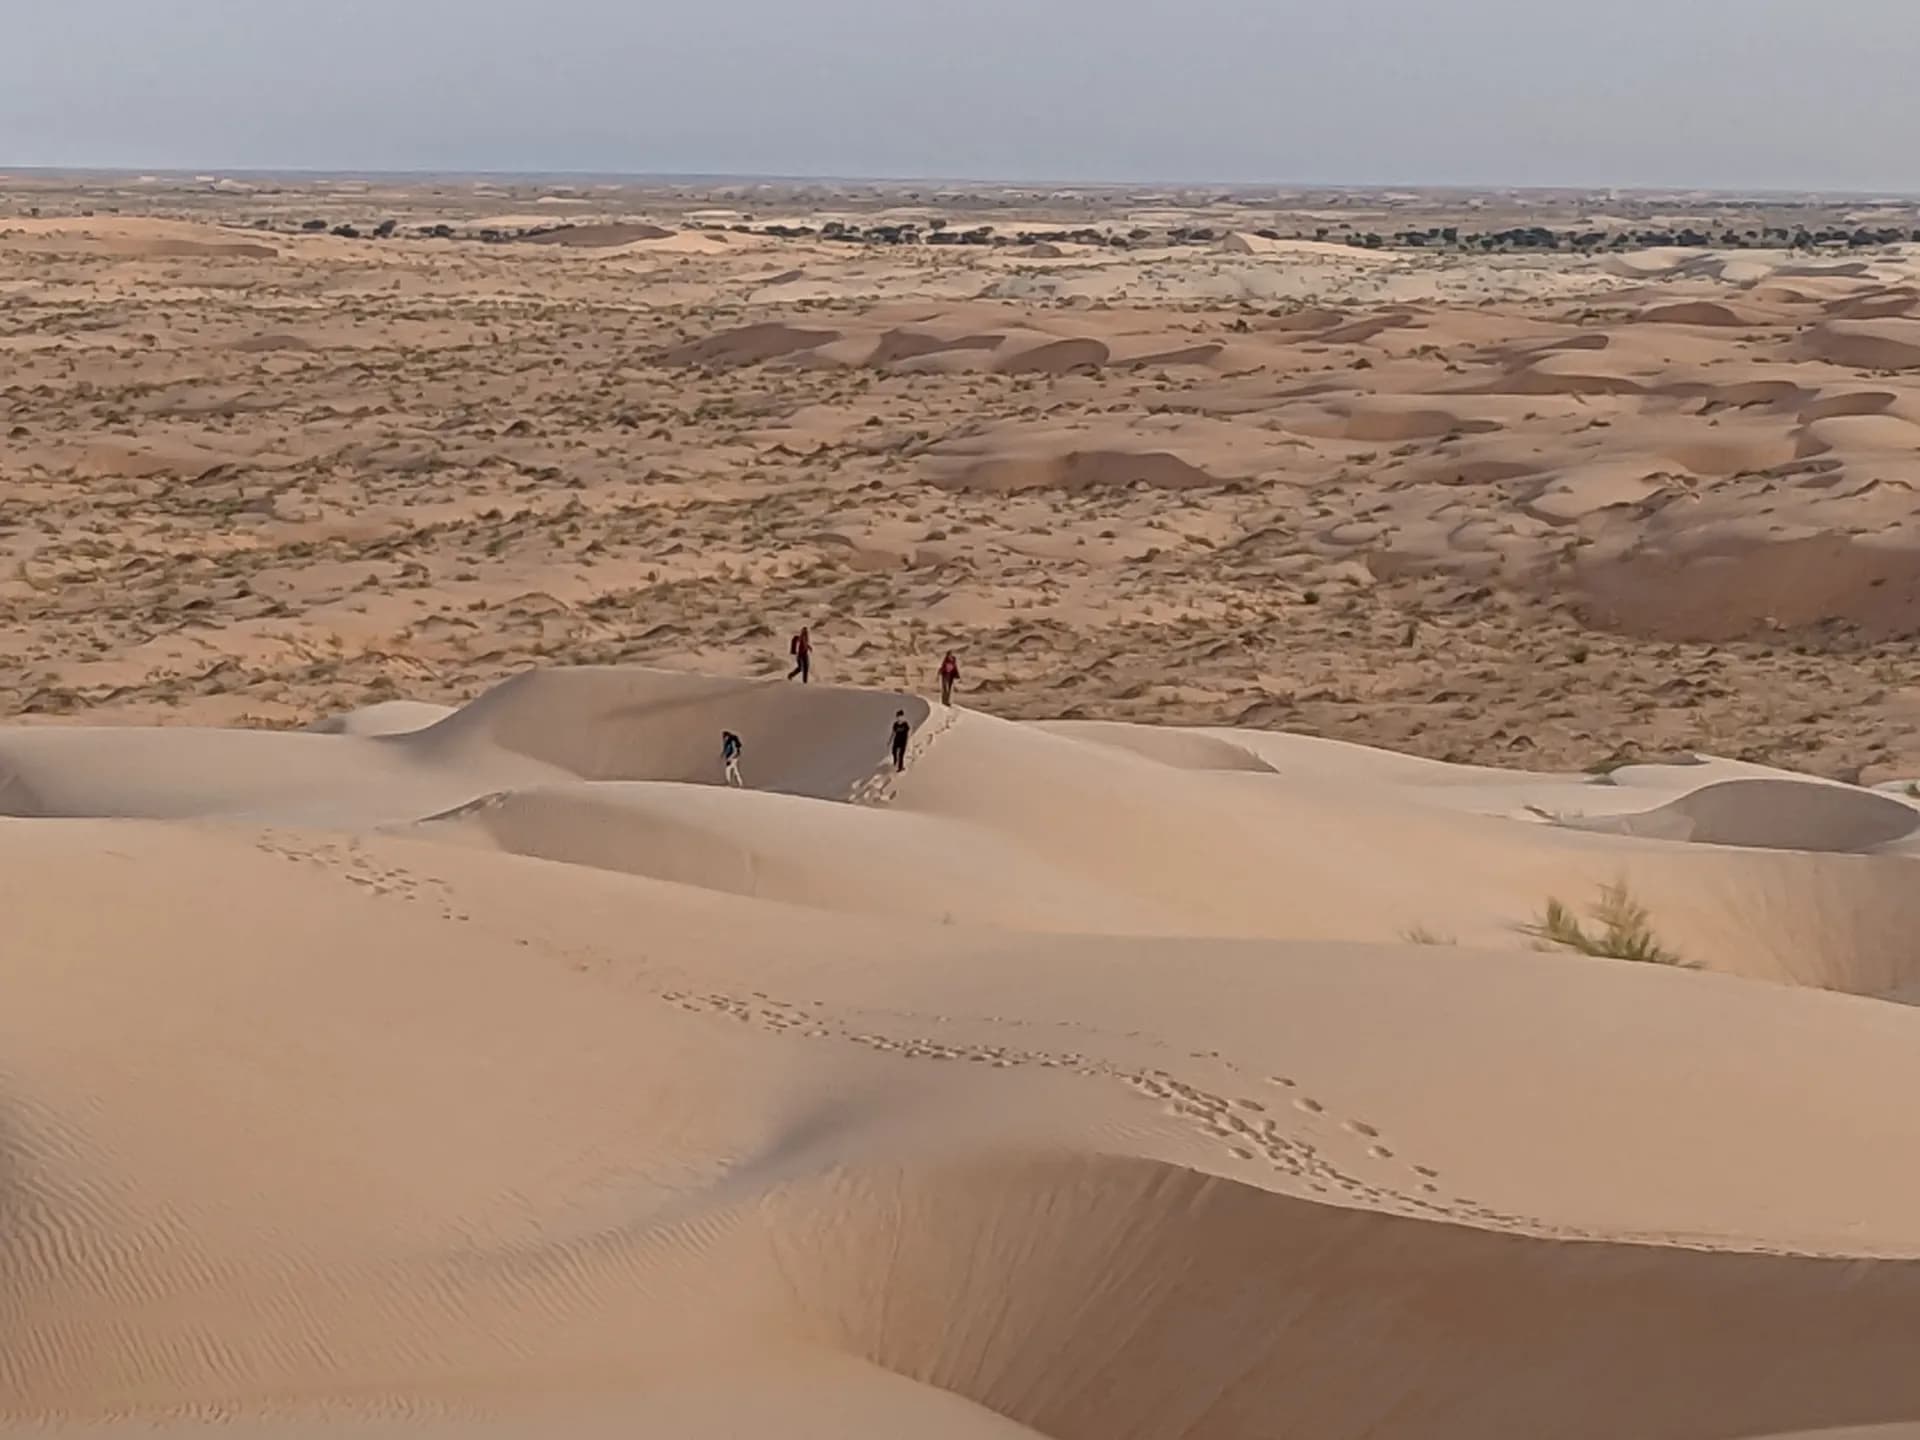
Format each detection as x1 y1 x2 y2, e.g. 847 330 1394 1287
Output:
13 173 1920 1437
10 668 1920 1435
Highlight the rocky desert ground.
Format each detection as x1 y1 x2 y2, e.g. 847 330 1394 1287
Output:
12 174 1920 1440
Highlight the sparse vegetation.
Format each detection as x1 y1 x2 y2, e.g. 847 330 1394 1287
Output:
1524 882 1692 967
3 179 1918 783
1585 748 1639 778
1401 925 1456 946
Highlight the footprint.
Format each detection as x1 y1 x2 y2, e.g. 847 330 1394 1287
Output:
1343 1120 1379 1138
1367 1144 1395 1161
1232 1098 1266 1113
1229 1147 1255 1160
1293 1096 1324 1114
1266 1075 1298 1088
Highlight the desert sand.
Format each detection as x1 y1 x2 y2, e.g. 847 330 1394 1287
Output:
9 177 1920 1437
10 668 1920 1438
6 180 1920 778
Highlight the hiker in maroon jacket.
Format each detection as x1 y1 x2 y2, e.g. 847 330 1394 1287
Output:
788 626 811 683
938 651 960 707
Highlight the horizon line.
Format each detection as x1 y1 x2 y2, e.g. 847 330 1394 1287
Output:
4 164 1919 203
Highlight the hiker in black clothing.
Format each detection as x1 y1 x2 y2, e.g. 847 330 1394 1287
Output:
889 710 912 772
721 730 744 787
788 626 812 683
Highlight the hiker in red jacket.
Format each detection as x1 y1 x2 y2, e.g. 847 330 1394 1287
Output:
938 651 960 706
788 626 811 683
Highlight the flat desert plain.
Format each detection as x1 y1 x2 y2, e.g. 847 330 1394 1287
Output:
9 177 1920 1439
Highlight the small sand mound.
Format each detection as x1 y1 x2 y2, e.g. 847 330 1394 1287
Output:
1495 351 1645 397
1603 249 1700 279
0 217 280 260
422 779 1161 929
228 333 315 353
867 329 1005 367
1575 534 1920 641
662 323 841 367
1316 312 1421 345
0 671 924 819
306 700 456 737
411 667 929 801
518 222 672 247
942 449 1223 493
1566 778 1919 853
996 338 1110 374
1217 231 1283 255
626 231 740 256
1800 319 1920 371
1125 342 1226 368
1798 389 1898 422
1827 287 1920 321
142 238 280 259
1797 413 1920 457
1631 301 1757 327
1038 721 1279 773
1262 306 1350 333
1341 402 1498 443
0 726 557 825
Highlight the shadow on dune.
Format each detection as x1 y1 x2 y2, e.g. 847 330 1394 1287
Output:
0 668 928 822
404 668 928 801
1563 778 1918 854
734 1153 1920 1440
523 1149 1920 1440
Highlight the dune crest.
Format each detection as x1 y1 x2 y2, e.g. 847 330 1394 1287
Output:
11 670 1920 1437
14 170 1920 1436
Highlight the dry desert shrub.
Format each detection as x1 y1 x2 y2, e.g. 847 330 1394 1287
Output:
1525 881 1691 967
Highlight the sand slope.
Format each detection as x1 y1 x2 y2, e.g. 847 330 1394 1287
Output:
10 667 1920 1437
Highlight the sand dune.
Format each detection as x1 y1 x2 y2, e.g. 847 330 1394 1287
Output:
14 175 1920 1435
0 214 282 259
1802 318 1920 370
1574 533 1920 642
13 665 1920 979
12 668 1920 1437
518 221 672 247
0 670 927 820
307 698 457 736
413 667 930 798
663 321 841 367
1564 776 1920 852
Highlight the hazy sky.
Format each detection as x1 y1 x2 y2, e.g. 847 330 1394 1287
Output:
9 0 1918 190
